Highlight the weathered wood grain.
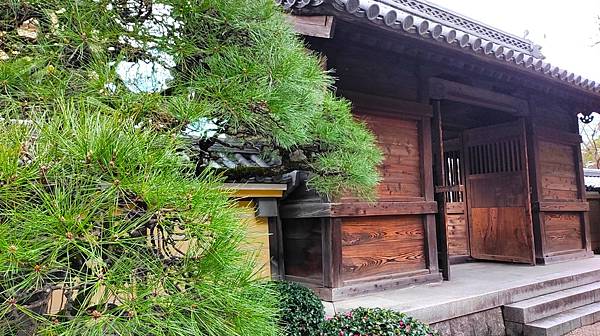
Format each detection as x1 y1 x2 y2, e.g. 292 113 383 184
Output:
353 113 424 200
538 141 579 201
534 201 589 212
447 211 469 256
464 120 535 264
470 207 533 263
543 212 584 253
341 216 427 281
331 201 437 217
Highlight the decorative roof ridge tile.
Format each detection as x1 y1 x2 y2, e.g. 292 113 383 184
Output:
280 0 600 98
378 0 541 57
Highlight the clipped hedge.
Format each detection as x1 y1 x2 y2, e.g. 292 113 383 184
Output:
272 281 324 336
321 307 439 336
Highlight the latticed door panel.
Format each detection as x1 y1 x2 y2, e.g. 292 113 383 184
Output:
464 120 535 264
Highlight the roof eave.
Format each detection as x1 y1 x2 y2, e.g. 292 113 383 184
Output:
284 0 600 101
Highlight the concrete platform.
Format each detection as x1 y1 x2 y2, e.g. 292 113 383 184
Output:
324 256 600 324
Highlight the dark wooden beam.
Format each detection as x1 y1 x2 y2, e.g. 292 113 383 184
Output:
342 90 433 118
330 201 438 217
532 126 582 145
430 78 529 116
287 15 335 39
279 202 332 218
533 201 590 212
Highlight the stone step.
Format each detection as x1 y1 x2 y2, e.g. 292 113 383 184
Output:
522 302 600 336
409 267 600 324
504 281 600 323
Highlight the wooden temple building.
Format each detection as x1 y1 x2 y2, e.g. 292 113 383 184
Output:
273 0 600 301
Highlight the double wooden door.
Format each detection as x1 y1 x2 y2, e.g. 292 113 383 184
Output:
463 120 535 264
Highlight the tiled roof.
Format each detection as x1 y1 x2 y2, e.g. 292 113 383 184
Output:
207 145 281 170
282 0 600 97
584 168 600 191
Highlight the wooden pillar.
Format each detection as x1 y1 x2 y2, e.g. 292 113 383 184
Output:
431 100 450 280
419 65 441 276
322 218 342 288
576 138 592 253
524 110 546 263
269 216 286 279
422 116 439 274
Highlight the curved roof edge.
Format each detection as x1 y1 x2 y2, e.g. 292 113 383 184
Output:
281 0 600 98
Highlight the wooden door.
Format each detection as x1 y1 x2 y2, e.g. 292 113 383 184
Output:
463 120 535 264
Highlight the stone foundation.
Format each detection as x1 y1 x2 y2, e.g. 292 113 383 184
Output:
431 308 505 336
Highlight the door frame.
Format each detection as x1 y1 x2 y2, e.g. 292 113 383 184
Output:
429 78 533 272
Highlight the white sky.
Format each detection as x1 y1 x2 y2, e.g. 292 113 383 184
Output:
430 0 600 81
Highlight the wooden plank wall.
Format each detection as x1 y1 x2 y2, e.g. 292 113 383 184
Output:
338 112 430 283
539 141 579 201
363 114 423 200
341 216 426 281
537 140 585 253
447 203 468 256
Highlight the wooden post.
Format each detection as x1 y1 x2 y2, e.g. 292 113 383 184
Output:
432 100 450 280
421 116 439 273
575 140 592 253
322 218 342 288
524 107 546 262
269 216 286 279
419 66 440 275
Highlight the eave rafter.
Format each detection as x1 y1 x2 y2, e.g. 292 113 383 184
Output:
279 0 600 113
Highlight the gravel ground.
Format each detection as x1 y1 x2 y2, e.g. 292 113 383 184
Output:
566 323 600 335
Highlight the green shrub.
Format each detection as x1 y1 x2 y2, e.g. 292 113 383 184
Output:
0 0 381 334
273 281 324 336
321 307 439 336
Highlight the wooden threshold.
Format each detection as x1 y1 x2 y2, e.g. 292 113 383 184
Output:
449 255 472 265
472 253 535 265
537 249 594 265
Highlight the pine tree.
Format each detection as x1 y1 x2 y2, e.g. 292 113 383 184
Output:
0 0 382 335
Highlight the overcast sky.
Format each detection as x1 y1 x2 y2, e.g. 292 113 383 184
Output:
430 0 600 81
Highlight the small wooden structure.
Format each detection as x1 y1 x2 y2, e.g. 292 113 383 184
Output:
279 0 598 301
224 183 287 278
45 182 287 314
